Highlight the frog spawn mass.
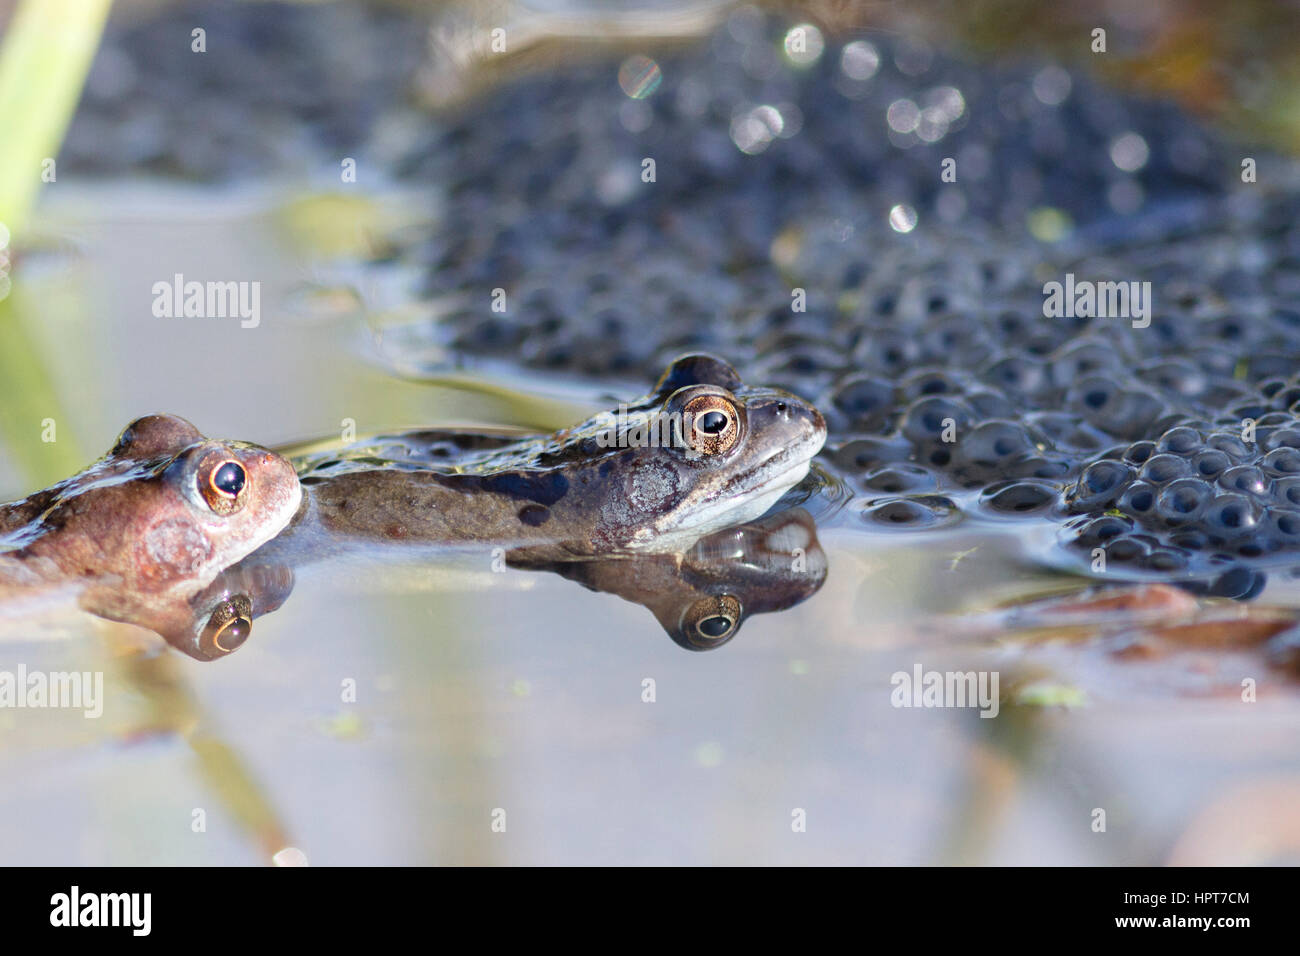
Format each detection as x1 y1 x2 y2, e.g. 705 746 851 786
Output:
387 16 1300 595
64 6 1300 594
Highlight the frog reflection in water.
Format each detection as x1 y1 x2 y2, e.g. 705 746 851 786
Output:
0 414 302 629
150 354 830 658
525 507 827 651
173 508 827 660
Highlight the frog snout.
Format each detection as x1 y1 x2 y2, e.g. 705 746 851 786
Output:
754 396 825 444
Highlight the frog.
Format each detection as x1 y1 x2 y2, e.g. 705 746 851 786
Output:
127 354 825 658
0 414 302 629
276 353 828 562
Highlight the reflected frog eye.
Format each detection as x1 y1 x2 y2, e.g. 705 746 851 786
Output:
212 613 251 653
698 614 733 638
680 594 742 649
199 595 253 659
682 393 741 456
199 458 248 515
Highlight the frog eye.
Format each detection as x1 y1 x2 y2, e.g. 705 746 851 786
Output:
198 595 253 659
682 393 741 456
199 458 247 515
213 461 246 496
679 594 742 649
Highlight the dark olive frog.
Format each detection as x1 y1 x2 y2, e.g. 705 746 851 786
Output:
284 354 827 560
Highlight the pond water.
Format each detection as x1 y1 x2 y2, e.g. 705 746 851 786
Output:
3 0 1300 866
1 185 1296 866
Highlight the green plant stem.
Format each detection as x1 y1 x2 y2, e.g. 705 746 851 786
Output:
0 0 113 239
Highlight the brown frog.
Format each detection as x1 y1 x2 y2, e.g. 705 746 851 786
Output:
0 414 302 627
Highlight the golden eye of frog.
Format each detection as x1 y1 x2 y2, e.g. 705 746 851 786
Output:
292 354 827 558
0 414 302 619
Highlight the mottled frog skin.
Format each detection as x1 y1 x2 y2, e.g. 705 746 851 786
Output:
282 354 826 561
0 414 302 624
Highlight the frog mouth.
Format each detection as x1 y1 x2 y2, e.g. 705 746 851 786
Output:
635 437 823 551
728 454 817 519
734 431 825 497
753 446 818 489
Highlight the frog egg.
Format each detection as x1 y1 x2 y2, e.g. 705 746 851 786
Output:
1067 377 1164 441
1123 440 1158 465
1071 459 1135 510
1048 339 1123 385
862 495 958 528
956 420 1037 465
980 354 1050 400
862 465 939 494
980 480 1058 515
1264 426 1300 451
1072 514 1132 549
1139 361 1208 399
1102 534 1149 565
1155 478 1213 523
1155 425 1203 455
1263 447 1300 477
1202 493 1261 538
1275 476 1300 508
1117 480 1159 520
1169 529 1210 552
829 375 896 427
964 389 1019 421
898 396 972 443
1013 456 1073 481
1025 412 1104 453
1205 433 1253 461
1190 449 1231 479
1218 465 1268 497
1267 511 1300 545
898 368 963 400
1138 454 1192 485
